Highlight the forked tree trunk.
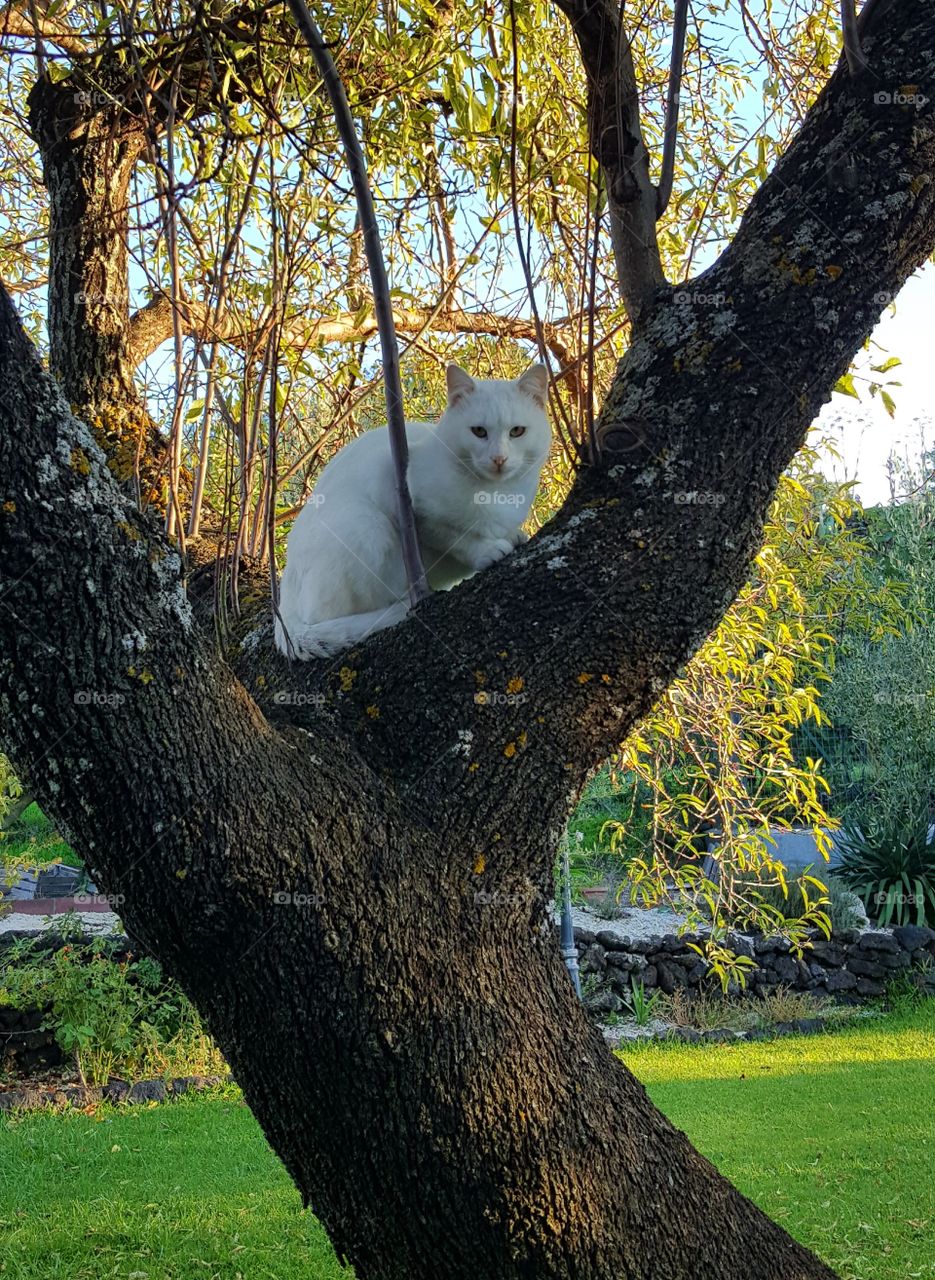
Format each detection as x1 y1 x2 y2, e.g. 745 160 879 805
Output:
1 2 934 1277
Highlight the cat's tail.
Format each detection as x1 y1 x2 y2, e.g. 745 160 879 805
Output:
274 600 410 659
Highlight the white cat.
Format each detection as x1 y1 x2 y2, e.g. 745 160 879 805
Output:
274 362 551 658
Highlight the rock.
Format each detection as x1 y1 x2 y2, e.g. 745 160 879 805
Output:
662 934 683 953
846 956 887 980
835 928 861 945
726 931 756 960
822 968 858 992
584 989 622 1015
858 931 900 954
104 1079 131 1104
754 934 791 955
641 965 658 988
674 1028 702 1043
579 944 607 975
771 955 800 984
687 962 708 985
572 928 597 947
596 931 630 952
808 961 827 982
808 940 847 967
793 1017 824 1034
128 1079 167 1104
893 924 935 952
608 969 634 997
855 976 885 997
703 1028 735 1042
605 951 646 972
656 960 687 995
626 938 652 955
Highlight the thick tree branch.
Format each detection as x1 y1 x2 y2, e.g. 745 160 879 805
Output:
0 0 88 55
552 0 667 324
237 0 935 837
126 292 580 370
0 3 933 1276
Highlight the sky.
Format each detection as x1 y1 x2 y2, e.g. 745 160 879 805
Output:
814 260 935 506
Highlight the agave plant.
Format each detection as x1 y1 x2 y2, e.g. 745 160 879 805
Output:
836 810 935 928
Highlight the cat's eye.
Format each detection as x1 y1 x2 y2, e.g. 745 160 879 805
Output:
509 425 526 438
470 426 488 439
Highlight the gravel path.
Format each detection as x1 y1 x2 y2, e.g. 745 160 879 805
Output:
0 909 120 936
552 902 691 941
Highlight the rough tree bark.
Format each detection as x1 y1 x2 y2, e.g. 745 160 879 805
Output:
1 1 934 1278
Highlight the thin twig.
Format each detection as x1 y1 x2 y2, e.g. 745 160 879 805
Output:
841 0 867 76
656 0 689 218
285 0 429 606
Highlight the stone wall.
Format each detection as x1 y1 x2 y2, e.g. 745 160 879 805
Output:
572 922 935 1015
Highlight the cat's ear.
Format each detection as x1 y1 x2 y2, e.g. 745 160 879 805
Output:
517 363 549 408
446 363 476 406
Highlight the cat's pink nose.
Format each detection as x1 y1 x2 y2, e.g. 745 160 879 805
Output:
491 455 507 471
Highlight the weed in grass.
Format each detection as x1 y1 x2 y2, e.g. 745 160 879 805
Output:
655 985 845 1034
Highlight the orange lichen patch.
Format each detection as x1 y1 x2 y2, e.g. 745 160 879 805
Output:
338 666 357 691
497 650 508 658
175 868 188 879
474 670 487 684
468 762 479 772
600 674 612 684
825 264 843 280
506 676 524 694
366 705 380 719
255 674 266 688
473 854 486 874
474 691 490 705
2 501 15 514
503 741 517 758
70 447 92 475
517 731 528 749
576 673 593 684
116 520 141 542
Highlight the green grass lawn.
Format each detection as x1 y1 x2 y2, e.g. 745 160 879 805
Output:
1 803 81 872
0 1007 932 1279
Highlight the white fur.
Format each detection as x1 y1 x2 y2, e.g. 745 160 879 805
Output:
274 363 552 658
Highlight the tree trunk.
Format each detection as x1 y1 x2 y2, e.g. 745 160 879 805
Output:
1 1 933 1277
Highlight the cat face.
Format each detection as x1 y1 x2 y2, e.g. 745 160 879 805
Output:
438 363 552 484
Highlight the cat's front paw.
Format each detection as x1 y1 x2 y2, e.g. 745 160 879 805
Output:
471 537 516 572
